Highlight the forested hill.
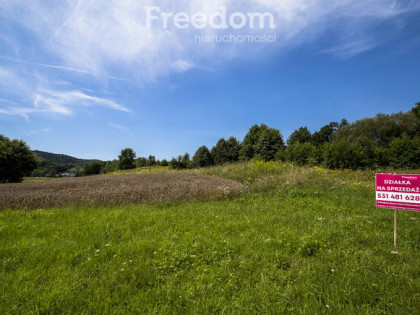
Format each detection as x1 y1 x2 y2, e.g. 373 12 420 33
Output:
33 150 100 165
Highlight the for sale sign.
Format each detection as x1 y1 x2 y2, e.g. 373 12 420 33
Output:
376 174 420 212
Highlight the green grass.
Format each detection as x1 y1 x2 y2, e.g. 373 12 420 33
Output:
1 164 420 313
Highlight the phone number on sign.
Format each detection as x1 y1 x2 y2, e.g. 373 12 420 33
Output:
377 193 420 203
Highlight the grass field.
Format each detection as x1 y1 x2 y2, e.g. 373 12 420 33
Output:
1 162 419 313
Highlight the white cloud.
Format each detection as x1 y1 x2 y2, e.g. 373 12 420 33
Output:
0 86 130 119
0 0 419 82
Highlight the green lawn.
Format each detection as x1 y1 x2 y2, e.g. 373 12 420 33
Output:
1 169 419 313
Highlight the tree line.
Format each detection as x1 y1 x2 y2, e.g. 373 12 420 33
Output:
190 101 420 169
1 101 419 182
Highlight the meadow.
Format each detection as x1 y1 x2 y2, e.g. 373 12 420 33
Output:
0 162 419 313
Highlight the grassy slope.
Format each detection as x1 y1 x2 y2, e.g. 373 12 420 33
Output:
1 163 419 313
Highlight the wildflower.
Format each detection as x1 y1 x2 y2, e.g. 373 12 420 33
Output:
330 269 335 273
113 254 117 257
411 217 417 221
326 305 330 308
391 251 398 255
87 258 91 261
120 268 124 271
95 249 100 253
105 244 110 247
317 217 325 221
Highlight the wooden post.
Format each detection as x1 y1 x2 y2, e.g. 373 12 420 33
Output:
394 209 397 248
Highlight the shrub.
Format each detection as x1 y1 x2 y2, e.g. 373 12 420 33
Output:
387 136 420 169
286 142 318 166
321 140 367 169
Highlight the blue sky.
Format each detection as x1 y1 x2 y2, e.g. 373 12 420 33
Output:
0 0 420 160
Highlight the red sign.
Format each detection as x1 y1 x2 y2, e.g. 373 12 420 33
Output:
376 174 420 212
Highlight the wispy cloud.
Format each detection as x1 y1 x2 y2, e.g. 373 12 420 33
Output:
107 123 135 138
0 88 130 119
0 55 129 81
1 0 418 83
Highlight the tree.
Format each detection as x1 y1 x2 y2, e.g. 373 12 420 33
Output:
255 127 284 161
240 124 284 161
83 161 103 176
118 148 136 170
0 135 38 183
311 122 339 146
239 124 263 160
169 153 191 170
211 137 240 165
286 142 318 166
192 146 213 168
287 127 311 145
386 136 420 169
148 155 156 166
136 157 148 168
334 112 418 151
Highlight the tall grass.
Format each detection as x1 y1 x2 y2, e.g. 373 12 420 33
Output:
0 161 419 313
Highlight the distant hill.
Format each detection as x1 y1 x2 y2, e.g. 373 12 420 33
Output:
33 150 100 165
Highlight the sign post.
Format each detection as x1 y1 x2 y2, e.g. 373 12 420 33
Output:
376 174 420 248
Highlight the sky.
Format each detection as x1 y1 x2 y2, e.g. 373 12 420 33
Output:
0 0 419 160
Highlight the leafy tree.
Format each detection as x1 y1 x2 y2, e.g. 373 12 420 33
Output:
136 157 148 168
255 127 284 161
102 160 120 174
160 159 169 167
411 101 420 135
286 142 319 166
182 153 191 169
239 124 263 160
311 122 339 146
148 155 156 166
169 153 191 170
287 127 312 145
118 148 136 170
240 124 284 161
83 161 103 176
334 112 418 151
0 135 38 183
386 136 420 169
46 168 57 178
211 137 240 165
192 146 213 168
411 101 420 120
339 118 349 128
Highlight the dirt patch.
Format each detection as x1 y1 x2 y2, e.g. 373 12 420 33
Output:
0 173 244 210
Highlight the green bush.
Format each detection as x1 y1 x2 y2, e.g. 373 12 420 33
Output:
286 142 319 166
386 136 420 169
321 140 367 170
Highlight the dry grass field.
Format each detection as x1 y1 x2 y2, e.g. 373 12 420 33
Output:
0 173 244 210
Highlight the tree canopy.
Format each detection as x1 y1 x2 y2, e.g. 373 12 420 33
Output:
0 135 38 183
118 148 136 170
